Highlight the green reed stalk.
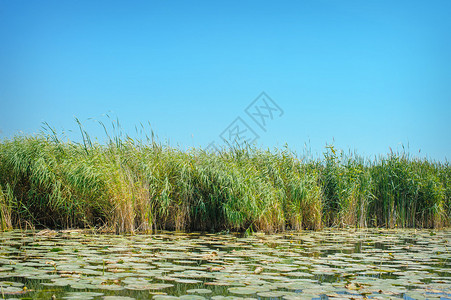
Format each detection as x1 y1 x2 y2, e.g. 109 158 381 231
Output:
0 124 449 233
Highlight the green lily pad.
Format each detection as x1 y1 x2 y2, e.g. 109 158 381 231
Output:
0 286 26 295
153 296 179 300
228 286 270 295
186 288 212 294
62 292 104 299
174 279 202 284
179 295 206 300
148 283 175 290
258 291 292 297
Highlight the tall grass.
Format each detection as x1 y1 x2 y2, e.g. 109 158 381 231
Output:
320 147 374 228
370 153 447 228
0 184 14 231
0 126 449 233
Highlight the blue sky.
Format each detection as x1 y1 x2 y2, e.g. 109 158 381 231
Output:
1 0 450 160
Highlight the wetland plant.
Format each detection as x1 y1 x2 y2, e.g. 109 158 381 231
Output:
0 125 449 233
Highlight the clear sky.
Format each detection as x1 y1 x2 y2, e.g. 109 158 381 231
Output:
1 0 450 160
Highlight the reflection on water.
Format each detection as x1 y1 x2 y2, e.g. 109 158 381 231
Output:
0 229 450 299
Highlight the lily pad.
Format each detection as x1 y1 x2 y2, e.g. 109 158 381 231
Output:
228 286 270 295
186 288 213 294
62 292 104 299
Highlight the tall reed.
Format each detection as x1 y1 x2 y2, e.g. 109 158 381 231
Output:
369 153 446 228
0 126 449 233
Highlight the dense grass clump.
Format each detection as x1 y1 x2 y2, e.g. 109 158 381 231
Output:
0 130 449 233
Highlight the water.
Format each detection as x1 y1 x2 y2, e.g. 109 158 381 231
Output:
0 229 450 299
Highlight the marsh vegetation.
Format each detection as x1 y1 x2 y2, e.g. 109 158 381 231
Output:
0 123 449 233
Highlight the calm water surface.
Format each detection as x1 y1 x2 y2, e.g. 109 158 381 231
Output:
0 229 450 299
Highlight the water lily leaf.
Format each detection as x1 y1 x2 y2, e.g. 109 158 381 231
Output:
174 279 202 284
148 283 175 290
258 291 291 297
179 295 206 300
186 288 212 294
228 286 270 295
152 296 179 300
62 292 104 299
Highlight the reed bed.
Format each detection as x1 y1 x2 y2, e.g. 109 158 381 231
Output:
0 130 449 233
